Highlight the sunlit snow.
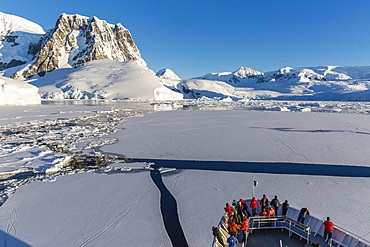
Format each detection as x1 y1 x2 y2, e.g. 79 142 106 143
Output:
0 76 41 105
0 101 369 246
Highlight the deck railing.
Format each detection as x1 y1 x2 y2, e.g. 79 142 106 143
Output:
212 201 370 247
286 207 370 247
248 216 311 245
322 222 370 247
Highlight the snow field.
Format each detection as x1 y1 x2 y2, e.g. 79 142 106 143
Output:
103 110 370 166
0 103 369 246
0 171 171 246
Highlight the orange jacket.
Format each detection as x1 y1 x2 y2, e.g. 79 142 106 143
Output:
228 222 239 232
240 219 249 232
268 208 275 216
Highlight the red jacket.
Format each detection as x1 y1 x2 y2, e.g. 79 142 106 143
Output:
224 204 232 214
250 198 258 209
239 199 247 208
323 221 334 232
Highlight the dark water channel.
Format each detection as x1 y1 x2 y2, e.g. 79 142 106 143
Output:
133 158 370 177
150 169 189 247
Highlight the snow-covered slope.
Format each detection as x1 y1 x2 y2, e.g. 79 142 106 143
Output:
0 76 41 105
30 59 182 100
0 12 44 73
173 79 257 100
0 12 44 35
9 13 146 79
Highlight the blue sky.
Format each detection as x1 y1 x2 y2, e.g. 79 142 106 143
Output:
2 0 370 79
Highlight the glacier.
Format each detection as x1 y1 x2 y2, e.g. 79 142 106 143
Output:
0 76 41 105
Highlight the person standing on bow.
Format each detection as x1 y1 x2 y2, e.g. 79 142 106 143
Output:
250 197 258 216
323 217 334 243
271 195 280 216
297 207 310 224
260 194 268 210
282 200 289 216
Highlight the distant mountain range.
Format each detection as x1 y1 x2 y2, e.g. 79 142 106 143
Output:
1 11 370 103
185 66 370 101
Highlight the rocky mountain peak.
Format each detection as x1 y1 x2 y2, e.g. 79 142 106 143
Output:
11 13 146 79
156 68 181 80
234 67 264 78
229 67 263 83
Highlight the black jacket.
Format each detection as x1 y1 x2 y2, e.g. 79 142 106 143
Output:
271 198 280 207
212 227 222 238
300 208 310 215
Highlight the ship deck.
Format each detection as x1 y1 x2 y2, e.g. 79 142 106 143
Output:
246 228 329 247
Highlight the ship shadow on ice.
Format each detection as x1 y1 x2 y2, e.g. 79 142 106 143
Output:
131 159 370 178
0 229 32 247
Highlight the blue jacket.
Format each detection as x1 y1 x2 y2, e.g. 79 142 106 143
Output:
227 236 238 247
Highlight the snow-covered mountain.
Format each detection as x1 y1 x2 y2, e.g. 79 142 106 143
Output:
197 67 264 84
0 75 41 105
30 59 182 100
173 65 370 101
196 66 368 85
0 12 45 73
6 13 146 79
2 11 370 102
0 12 183 101
156 68 181 81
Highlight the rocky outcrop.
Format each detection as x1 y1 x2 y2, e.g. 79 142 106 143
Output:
11 14 146 79
0 59 26 70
